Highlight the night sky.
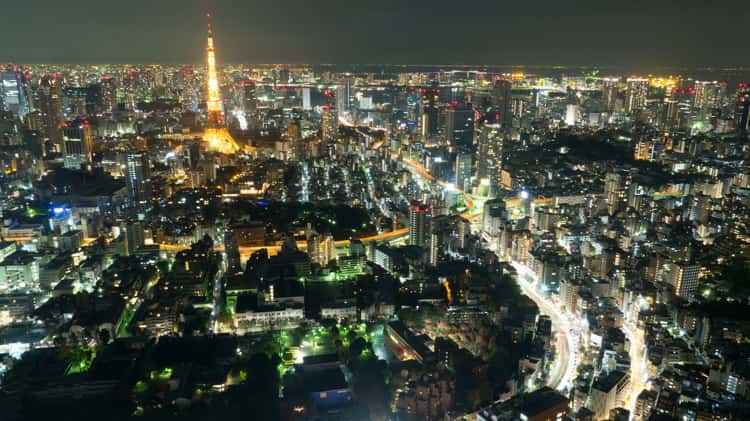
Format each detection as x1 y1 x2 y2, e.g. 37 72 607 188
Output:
2 0 747 69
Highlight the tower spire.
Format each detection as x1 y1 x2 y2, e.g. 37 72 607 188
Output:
201 12 242 154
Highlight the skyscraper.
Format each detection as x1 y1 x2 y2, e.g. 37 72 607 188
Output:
321 106 338 142
125 150 150 208
693 80 722 112
454 150 472 192
625 78 648 113
735 88 750 133
565 101 578 126
224 227 242 274
477 122 503 197
122 221 145 256
38 75 63 151
337 74 353 114
202 14 241 154
100 77 117 113
180 65 198 112
421 85 440 137
602 78 619 112
492 79 512 128
604 172 626 215
1 71 29 117
658 98 679 131
243 79 257 117
408 203 431 247
445 103 474 148
62 120 93 170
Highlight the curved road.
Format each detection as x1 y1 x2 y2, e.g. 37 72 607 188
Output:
512 261 584 391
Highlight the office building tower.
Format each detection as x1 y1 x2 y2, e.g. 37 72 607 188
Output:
305 223 325 266
287 120 303 161
321 106 338 142
125 150 150 208
445 103 474 148
658 98 679 131
658 261 700 300
179 65 198 112
62 121 93 170
38 75 64 151
224 227 242 274
454 150 472 192
604 172 626 215
492 79 512 127
408 203 432 247
477 123 503 197
243 79 256 116
602 78 619 112
625 78 648 113
336 74 353 114
302 87 311 110
735 89 750 132
202 14 240 154
589 370 630 421
421 85 440 137
100 77 117 113
565 102 578 126
122 221 145 256
693 80 722 112
1 72 29 117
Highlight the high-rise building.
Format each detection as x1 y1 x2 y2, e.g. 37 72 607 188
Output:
180 65 198 112
735 88 750 133
421 85 440 137
321 106 338 142
664 261 700 300
602 78 619 112
243 79 256 116
125 150 150 208
454 150 472 192
337 74 354 113
604 172 626 215
693 80 723 112
302 87 311 110
477 123 503 197
1 71 29 117
100 77 117 113
38 75 63 151
589 370 630 421
61 121 93 170
445 103 474 148
202 14 241 154
657 98 679 130
122 221 145 256
492 79 512 127
565 102 578 126
625 78 648 113
287 120 303 161
408 203 431 247
224 227 242 274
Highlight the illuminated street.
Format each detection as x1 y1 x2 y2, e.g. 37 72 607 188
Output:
511 261 585 392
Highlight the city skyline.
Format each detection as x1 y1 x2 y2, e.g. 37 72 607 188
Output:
2 3 750 421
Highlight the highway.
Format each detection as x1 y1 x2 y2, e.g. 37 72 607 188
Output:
511 261 585 391
155 155 480 256
400 157 479 220
623 321 648 412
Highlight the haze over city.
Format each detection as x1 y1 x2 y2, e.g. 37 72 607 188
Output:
2 0 749 68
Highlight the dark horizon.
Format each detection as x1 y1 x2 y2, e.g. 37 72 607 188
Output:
1 0 748 70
